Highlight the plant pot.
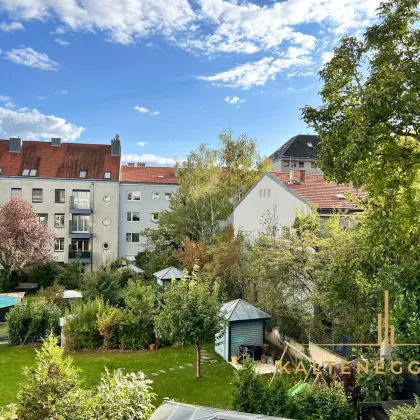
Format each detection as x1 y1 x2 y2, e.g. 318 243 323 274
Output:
149 343 156 350
261 355 267 364
231 355 238 364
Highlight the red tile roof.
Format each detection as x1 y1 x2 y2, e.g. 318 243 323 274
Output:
269 172 364 210
121 166 178 184
0 139 121 180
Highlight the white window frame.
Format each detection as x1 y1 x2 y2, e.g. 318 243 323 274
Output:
54 214 65 228
165 192 172 201
126 233 140 243
127 211 140 222
37 213 48 226
104 172 111 179
54 238 65 252
284 161 290 168
127 191 141 201
55 189 65 203
152 192 160 200
151 212 159 222
32 188 43 203
11 188 22 198
22 169 30 176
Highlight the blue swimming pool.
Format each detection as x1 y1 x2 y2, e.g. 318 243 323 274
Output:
0 296 19 308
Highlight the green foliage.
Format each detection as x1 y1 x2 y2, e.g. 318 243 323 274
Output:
26 261 63 288
291 383 355 420
57 260 84 289
64 298 105 350
267 376 296 418
79 269 123 306
0 334 155 420
6 299 60 345
37 284 66 308
154 269 225 377
97 306 123 349
231 357 268 414
389 396 420 420
356 358 404 402
135 248 179 281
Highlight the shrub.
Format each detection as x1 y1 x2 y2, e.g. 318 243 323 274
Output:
6 299 60 345
57 260 84 289
291 382 355 420
97 306 123 349
333 362 360 405
231 357 268 414
26 261 62 288
79 269 122 305
266 375 296 418
117 312 154 350
38 284 66 307
64 298 105 350
389 396 420 420
356 359 404 402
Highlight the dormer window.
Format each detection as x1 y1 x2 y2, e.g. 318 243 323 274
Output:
104 172 111 179
0 168 2 175
29 169 37 177
307 142 313 148
79 171 86 178
22 169 30 176
158 175 164 179
335 194 345 200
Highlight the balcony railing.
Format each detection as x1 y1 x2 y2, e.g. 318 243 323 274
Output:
70 196 92 213
68 250 91 260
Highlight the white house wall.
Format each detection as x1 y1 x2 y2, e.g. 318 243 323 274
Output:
0 178 119 268
233 175 310 242
271 159 321 174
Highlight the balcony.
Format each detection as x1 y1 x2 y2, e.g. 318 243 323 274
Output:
70 196 92 214
68 250 91 263
68 220 91 239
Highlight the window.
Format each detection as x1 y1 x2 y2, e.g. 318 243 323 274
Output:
54 214 65 228
11 188 22 198
152 192 160 200
104 172 111 179
55 189 65 203
127 212 140 222
151 213 159 222
259 189 262 197
37 213 48 226
79 171 87 178
32 188 43 203
102 242 110 250
71 215 90 232
268 189 270 198
311 162 316 168
22 169 30 176
307 142 313 148
292 161 297 168
54 238 65 252
72 190 90 209
127 191 141 201
335 194 346 200
126 233 140 243
0 168 3 175
29 169 37 177
165 192 172 201
284 161 290 168
298 161 304 168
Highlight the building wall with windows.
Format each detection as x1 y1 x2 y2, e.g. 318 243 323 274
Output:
118 182 179 260
0 178 120 268
271 158 320 174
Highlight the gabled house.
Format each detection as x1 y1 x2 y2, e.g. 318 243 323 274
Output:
233 170 364 242
269 134 321 174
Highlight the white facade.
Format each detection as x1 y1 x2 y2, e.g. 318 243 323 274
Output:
119 182 179 260
271 158 321 174
0 177 119 268
233 174 310 242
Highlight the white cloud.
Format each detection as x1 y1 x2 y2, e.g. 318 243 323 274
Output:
55 38 70 46
134 106 160 116
198 47 313 89
36 95 47 100
321 51 334 64
50 26 67 35
225 96 245 104
0 21 24 31
56 90 68 95
122 153 175 166
0 95 15 109
137 141 148 146
0 106 85 140
5 47 59 71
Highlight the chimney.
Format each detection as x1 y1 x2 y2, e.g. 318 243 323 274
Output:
51 137 61 147
289 168 294 183
111 134 121 156
137 162 146 167
299 170 306 184
9 137 22 153
127 162 135 167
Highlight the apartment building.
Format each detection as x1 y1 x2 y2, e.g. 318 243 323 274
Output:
269 134 321 174
0 136 121 268
119 164 179 260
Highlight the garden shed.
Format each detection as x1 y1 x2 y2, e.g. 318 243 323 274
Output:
153 266 184 286
215 299 271 362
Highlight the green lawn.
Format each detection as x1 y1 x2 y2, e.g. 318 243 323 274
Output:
0 344 236 409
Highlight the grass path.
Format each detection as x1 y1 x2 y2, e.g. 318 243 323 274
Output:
0 344 235 409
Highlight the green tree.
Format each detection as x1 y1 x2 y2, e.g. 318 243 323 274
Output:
79 269 122 306
154 270 225 378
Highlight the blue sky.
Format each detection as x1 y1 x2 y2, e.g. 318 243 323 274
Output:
0 0 380 165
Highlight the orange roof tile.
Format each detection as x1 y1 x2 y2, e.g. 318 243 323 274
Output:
121 166 178 184
0 139 121 180
270 172 364 210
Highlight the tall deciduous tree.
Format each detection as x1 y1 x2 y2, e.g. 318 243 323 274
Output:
154 270 226 378
0 198 55 291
